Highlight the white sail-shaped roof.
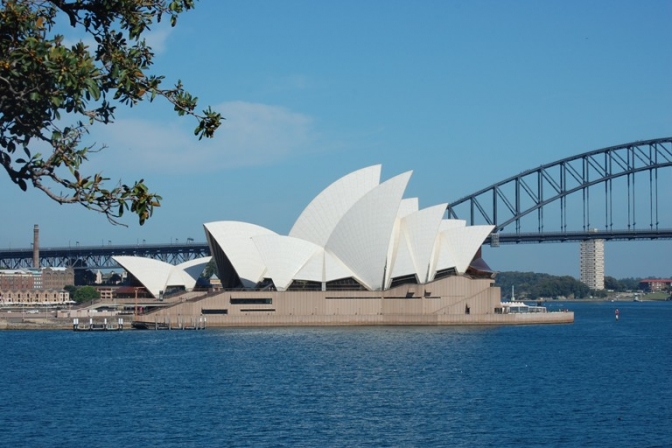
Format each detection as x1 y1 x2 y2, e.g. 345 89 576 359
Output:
113 256 172 297
178 258 212 281
404 204 448 283
201 165 494 293
292 249 355 283
397 198 419 218
293 250 325 283
203 221 276 287
289 165 381 247
388 225 415 280
432 232 458 279
439 219 466 232
428 219 468 280
384 197 420 284
326 171 412 290
387 204 447 285
323 251 356 282
436 225 495 274
252 235 321 291
166 257 212 294
113 256 210 298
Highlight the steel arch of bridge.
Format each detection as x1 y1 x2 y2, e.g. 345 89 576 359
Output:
446 137 672 244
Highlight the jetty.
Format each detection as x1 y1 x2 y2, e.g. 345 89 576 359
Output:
72 317 125 331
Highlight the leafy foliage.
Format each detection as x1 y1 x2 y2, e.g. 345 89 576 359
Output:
497 272 591 300
200 258 217 279
73 284 100 302
0 0 222 224
75 268 96 285
107 272 122 284
610 277 643 291
496 272 651 300
63 284 77 298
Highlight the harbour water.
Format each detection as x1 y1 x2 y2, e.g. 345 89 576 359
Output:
2 301 671 447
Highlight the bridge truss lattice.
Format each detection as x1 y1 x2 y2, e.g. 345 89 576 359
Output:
446 137 672 244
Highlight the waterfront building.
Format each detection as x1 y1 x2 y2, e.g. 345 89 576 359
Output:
638 279 672 292
580 235 604 290
120 165 573 326
0 270 34 290
0 289 71 305
95 287 116 301
0 268 74 305
203 165 494 292
40 267 75 290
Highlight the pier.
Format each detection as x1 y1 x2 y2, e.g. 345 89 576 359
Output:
73 317 125 331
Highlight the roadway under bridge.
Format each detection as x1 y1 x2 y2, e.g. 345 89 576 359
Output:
1 137 670 270
0 243 210 271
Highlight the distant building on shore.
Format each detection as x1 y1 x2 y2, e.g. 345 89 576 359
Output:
0 267 74 305
638 279 672 292
580 232 604 290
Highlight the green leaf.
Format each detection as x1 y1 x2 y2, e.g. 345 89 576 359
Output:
1 0 219 226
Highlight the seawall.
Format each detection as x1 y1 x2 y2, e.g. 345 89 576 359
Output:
135 311 574 328
2 311 574 330
0 318 73 330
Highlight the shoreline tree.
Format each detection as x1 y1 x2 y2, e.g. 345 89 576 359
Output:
0 0 222 225
72 284 100 303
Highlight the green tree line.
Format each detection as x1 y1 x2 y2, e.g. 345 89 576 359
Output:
496 272 647 300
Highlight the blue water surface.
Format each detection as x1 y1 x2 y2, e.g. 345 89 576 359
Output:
1 301 671 447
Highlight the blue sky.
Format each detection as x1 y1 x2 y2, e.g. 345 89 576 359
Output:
2 0 670 279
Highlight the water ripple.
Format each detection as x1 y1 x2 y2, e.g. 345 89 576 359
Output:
1 302 671 447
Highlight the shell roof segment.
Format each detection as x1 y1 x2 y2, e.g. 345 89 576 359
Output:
203 221 276 287
289 165 381 247
388 203 448 284
113 255 211 298
325 171 412 290
435 225 495 274
202 166 494 291
252 235 322 291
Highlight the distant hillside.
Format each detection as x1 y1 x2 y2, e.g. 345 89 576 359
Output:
494 272 644 300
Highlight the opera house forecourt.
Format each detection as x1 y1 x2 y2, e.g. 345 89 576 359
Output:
126 165 573 327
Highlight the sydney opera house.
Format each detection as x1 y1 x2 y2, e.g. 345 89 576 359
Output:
125 166 573 326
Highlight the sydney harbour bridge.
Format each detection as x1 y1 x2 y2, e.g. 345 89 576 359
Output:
1 137 671 271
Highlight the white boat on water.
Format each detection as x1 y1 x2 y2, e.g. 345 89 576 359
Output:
500 286 547 314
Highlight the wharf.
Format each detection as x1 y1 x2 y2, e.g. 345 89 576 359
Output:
72 317 125 331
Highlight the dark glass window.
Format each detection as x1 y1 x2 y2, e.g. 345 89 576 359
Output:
201 309 228 314
230 298 272 305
